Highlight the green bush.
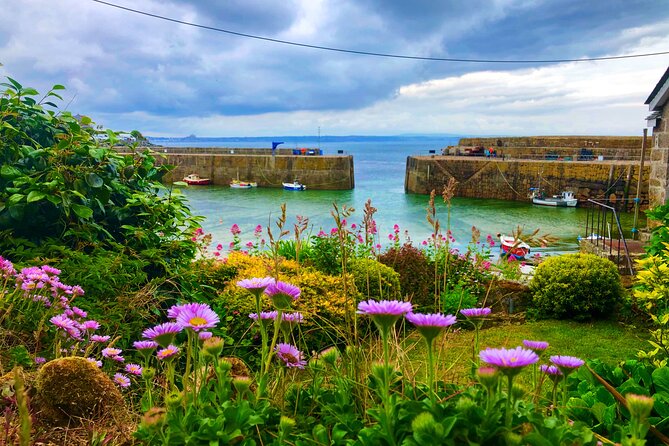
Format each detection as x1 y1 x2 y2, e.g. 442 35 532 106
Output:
529 253 623 321
0 78 201 280
378 244 432 308
348 258 401 301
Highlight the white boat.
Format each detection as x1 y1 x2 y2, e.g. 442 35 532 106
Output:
230 180 258 189
498 234 531 260
530 189 578 207
283 180 306 191
183 174 212 185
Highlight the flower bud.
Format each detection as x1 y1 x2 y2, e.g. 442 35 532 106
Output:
476 366 498 390
142 367 156 382
203 336 225 357
626 394 654 421
233 376 252 394
141 407 166 429
165 391 183 409
279 416 296 434
319 347 340 367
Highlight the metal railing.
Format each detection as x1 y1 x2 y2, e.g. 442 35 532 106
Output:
584 199 635 275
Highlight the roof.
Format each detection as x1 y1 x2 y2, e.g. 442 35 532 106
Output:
645 66 669 110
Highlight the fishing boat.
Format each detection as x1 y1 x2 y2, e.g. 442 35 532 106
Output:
498 234 531 260
230 179 258 189
183 174 212 185
529 189 578 207
282 180 306 191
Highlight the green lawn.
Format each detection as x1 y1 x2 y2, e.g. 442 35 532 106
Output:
401 320 649 384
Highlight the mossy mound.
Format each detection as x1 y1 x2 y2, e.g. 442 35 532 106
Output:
35 357 128 424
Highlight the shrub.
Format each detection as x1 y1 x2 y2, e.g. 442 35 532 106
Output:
0 78 201 280
529 253 623 321
304 234 343 275
378 244 432 308
348 258 401 301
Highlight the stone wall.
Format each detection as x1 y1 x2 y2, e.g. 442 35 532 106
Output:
458 136 643 149
445 146 642 161
151 153 355 190
649 105 669 206
405 156 649 206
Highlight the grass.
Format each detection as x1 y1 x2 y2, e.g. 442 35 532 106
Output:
401 319 649 385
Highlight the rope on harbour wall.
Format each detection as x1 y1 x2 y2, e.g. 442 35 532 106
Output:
495 163 525 197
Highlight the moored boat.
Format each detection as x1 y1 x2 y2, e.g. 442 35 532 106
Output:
183 174 212 185
230 179 258 189
529 189 578 207
498 234 531 260
283 180 306 191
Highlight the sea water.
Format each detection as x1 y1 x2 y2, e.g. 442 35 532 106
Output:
153 137 641 256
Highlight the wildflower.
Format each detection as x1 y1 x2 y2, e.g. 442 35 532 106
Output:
522 340 549 353
35 357 46 365
249 311 278 322
142 322 183 347
80 320 100 331
157 345 180 360
230 224 241 235
357 299 412 333
198 331 213 341
91 334 111 343
254 224 263 234
265 281 301 309
549 355 585 375
72 307 87 318
626 394 654 421
113 373 131 389
479 346 539 377
539 364 562 381
175 302 220 332
233 376 252 394
237 277 275 293
50 314 77 332
110 355 125 362
125 363 143 376
86 357 102 368
275 343 307 369
477 366 499 389
202 336 225 357
406 312 457 343
460 307 492 318
102 347 122 358
216 244 223 251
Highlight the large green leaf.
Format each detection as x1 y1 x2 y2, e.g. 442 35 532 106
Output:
653 367 669 393
1 165 22 179
8 194 25 205
27 191 46 203
71 203 93 219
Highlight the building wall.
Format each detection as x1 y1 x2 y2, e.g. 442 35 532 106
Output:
152 153 355 190
405 156 649 206
649 105 669 206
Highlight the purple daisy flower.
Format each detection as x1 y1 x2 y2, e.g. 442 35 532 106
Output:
167 303 190 319
523 340 549 352
281 312 304 323
358 299 413 332
157 345 180 360
539 364 562 376
460 307 492 318
71 307 87 318
550 355 585 375
237 277 275 293
90 335 111 343
406 312 457 342
113 373 131 388
80 320 100 331
125 363 143 375
50 314 77 332
249 311 278 321
142 322 183 347
275 343 307 369
102 347 122 358
35 357 46 365
176 303 220 332
480 346 539 377
265 281 301 309
198 331 213 341
133 340 159 350
86 357 102 368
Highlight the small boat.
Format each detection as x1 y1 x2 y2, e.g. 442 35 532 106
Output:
183 174 212 185
529 189 578 207
498 234 531 260
282 180 306 191
230 179 258 189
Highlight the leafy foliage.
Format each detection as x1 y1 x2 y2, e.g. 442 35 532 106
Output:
348 257 401 301
378 243 432 308
0 77 201 279
645 204 669 258
529 253 623 321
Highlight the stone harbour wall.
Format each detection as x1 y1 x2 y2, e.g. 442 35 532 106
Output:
151 153 355 190
405 156 649 206
458 136 643 149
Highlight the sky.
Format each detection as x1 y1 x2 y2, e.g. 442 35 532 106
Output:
1 0 669 137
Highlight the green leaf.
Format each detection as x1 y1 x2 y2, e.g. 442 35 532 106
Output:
52 84 65 90
1 165 23 179
8 194 25 206
8 204 25 220
21 87 39 96
85 173 104 188
80 115 92 125
88 148 105 161
653 367 669 393
27 191 46 203
71 203 93 219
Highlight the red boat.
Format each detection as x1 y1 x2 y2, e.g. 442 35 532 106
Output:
183 174 212 185
498 234 530 260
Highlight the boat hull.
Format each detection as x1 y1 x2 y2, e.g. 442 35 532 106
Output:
282 182 306 191
230 181 257 189
532 197 578 207
499 235 530 260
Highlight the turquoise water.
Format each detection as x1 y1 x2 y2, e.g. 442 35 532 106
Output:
157 137 640 255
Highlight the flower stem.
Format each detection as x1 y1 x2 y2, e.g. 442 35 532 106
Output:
506 374 514 428
426 337 436 403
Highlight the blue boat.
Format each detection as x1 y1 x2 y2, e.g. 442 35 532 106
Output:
283 180 306 191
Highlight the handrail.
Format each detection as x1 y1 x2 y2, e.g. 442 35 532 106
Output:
585 199 634 275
